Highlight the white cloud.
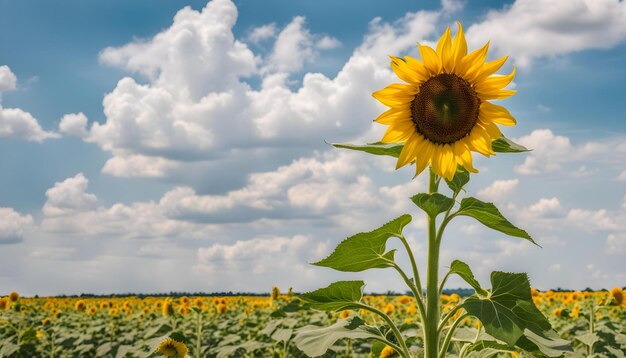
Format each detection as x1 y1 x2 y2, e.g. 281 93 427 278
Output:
69 0 450 178
0 65 17 94
513 129 621 176
101 154 178 178
0 65 59 142
42 173 100 217
514 129 573 174
266 16 315 73
524 197 563 217
477 179 519 202
466 0 626 67
606 234 626 255
59 112 89 138
617 170 626 181
247 23 277 44
0 207 34 244
566 208 618 231
548 263 561 272
30 247 75 260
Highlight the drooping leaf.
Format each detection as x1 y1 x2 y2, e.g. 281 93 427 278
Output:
492 136 530 153
461 272 553 347
575 332 600 347
271 328 293 343
410 193 455 218
293 317 385 357
314 215 411 272
445 166 470 196
448 260 488 296
518 329 573 357
332 142 404 158
456 197 536 245
299 281 364 312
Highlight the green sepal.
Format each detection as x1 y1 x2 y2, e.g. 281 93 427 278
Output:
313 215 411 272
293 316 385 357
456 197 536 245
410 193 455 218
298 281 364 312
331 141 403 158
492 136 530 153
448 260 488 296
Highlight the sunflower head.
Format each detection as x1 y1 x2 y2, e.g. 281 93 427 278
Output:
9 291 19 302
156 338 188 357
373 22 517 180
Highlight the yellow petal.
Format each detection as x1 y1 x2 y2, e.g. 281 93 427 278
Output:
477 89 517 100
381 122 415 143
477 118 503 139
414 139 434 177
474 56 509 83
418 43 441 76
454 141 478 173
390 56 428 85
375 107 412 125
372 83 417 107
439 144 457 180
451 22 467 70
467 126 495 156
404 56 430 81
436 27 454 73
458 42 490 81
479 102 516 126
396 134 421 169
475 67 516 93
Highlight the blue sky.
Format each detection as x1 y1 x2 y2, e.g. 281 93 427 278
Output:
0 0 625 296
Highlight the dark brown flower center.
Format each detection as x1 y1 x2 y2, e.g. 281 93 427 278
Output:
411 74 480 144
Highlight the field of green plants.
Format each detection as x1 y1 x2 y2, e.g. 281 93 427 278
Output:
0 288 624 357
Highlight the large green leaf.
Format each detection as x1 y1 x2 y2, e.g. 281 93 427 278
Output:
445 166 470 196
411 193 455 218
518 329 573 357
313 215 411 272
448 260 488 296
332 142 403 158
456 197 536 245
299 281 364 311
492 136 530 153
293 317 384 357
461 272 552 347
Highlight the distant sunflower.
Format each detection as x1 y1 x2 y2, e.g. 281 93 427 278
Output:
373 22 517 180
156 338 188 357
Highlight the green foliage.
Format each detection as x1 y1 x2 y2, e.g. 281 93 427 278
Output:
298 281 365 312
410 193 455 218
331 141 403 158
448 260 488 296
445 166 470 197
456 197 537 245
491 136 530 153
313 215 412 272
293 317 384 357
462 271 569 355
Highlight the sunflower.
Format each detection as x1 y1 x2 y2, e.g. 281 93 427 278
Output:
373 22 516 180
156 338 188 357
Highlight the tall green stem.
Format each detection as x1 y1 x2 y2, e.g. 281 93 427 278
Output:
424 169 441 358
196 311 202 358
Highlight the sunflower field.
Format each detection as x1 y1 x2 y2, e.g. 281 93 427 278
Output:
0 288 624 357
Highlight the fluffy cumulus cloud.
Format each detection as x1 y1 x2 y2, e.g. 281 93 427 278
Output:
466 0 626 67
513 129 623 176
0 207 34 244
63 0 450 178
0 65 59 142
265 16 340 73
477 179 519 202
